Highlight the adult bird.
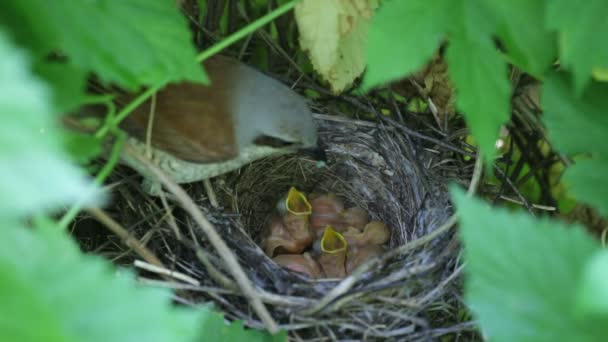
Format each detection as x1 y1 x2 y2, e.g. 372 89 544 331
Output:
78 55 320 194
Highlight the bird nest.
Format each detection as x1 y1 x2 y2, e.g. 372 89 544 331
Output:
77 107 477 340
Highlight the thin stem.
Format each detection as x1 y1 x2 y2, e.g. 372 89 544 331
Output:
122 143 280 333
58 132 126 229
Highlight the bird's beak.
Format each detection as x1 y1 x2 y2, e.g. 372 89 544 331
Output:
298 146 327 162
285 186 312 215
317 226 348 278
320 226 347 253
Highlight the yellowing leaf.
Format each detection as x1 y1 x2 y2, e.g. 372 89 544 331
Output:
295 0 378 94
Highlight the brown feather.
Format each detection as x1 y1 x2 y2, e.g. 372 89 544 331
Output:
121 55 240 163
86 55 243 163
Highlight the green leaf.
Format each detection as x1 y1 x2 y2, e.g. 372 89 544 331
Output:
0 221 204 342
363 0 452 89
480 0 555 77
202 317 287 342
0 225 69 341
62 132 103 165
0 220 285 342
576 250 608 317
562 159 608 217
364 0 512 163
446 1 511 161
546 0 608 93
0 30 99 218
451 187 606 342
542 72 608 216
34 62 87 113
0 0 206 90
542 72 608 156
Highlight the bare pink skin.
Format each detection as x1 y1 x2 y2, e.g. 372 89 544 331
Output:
346 244 385 274
262 216 311 256
273 253 323 278
343 221 390 247
283 212 314 249
333 207 369 231
310 194 344 237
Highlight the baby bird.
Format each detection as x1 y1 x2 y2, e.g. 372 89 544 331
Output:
263 187 314 256
316 226 348 279
262 216 308 256
334 207 369 231
273 253 324 279
281 186 314 247
309 193 344 237
343 221 390 247
343 221 390 275
345 244 386 274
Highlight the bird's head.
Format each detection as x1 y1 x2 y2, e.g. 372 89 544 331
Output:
227 58 319 152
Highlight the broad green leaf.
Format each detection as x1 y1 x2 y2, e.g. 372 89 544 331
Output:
562 159 608 217
542 72 608 216
365 0 510 162
546 0 608 93
62 132 103 165
201 316 287 342
0 219 286 341
446 1 511 161
0 30 98 217
363 0 451 89
0 223 68 341
451 187 605 342
575 250 608 317
34 62 87 113
0 221 203 342
542 72 608 156
480 0 555 77
0 0 206 90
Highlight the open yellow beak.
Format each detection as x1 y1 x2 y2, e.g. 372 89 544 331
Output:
320 226 347 254
285 186 312 215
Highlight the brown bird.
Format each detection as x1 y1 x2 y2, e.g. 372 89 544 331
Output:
316 226 347 279
78 55 318 194
273 252 324 279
